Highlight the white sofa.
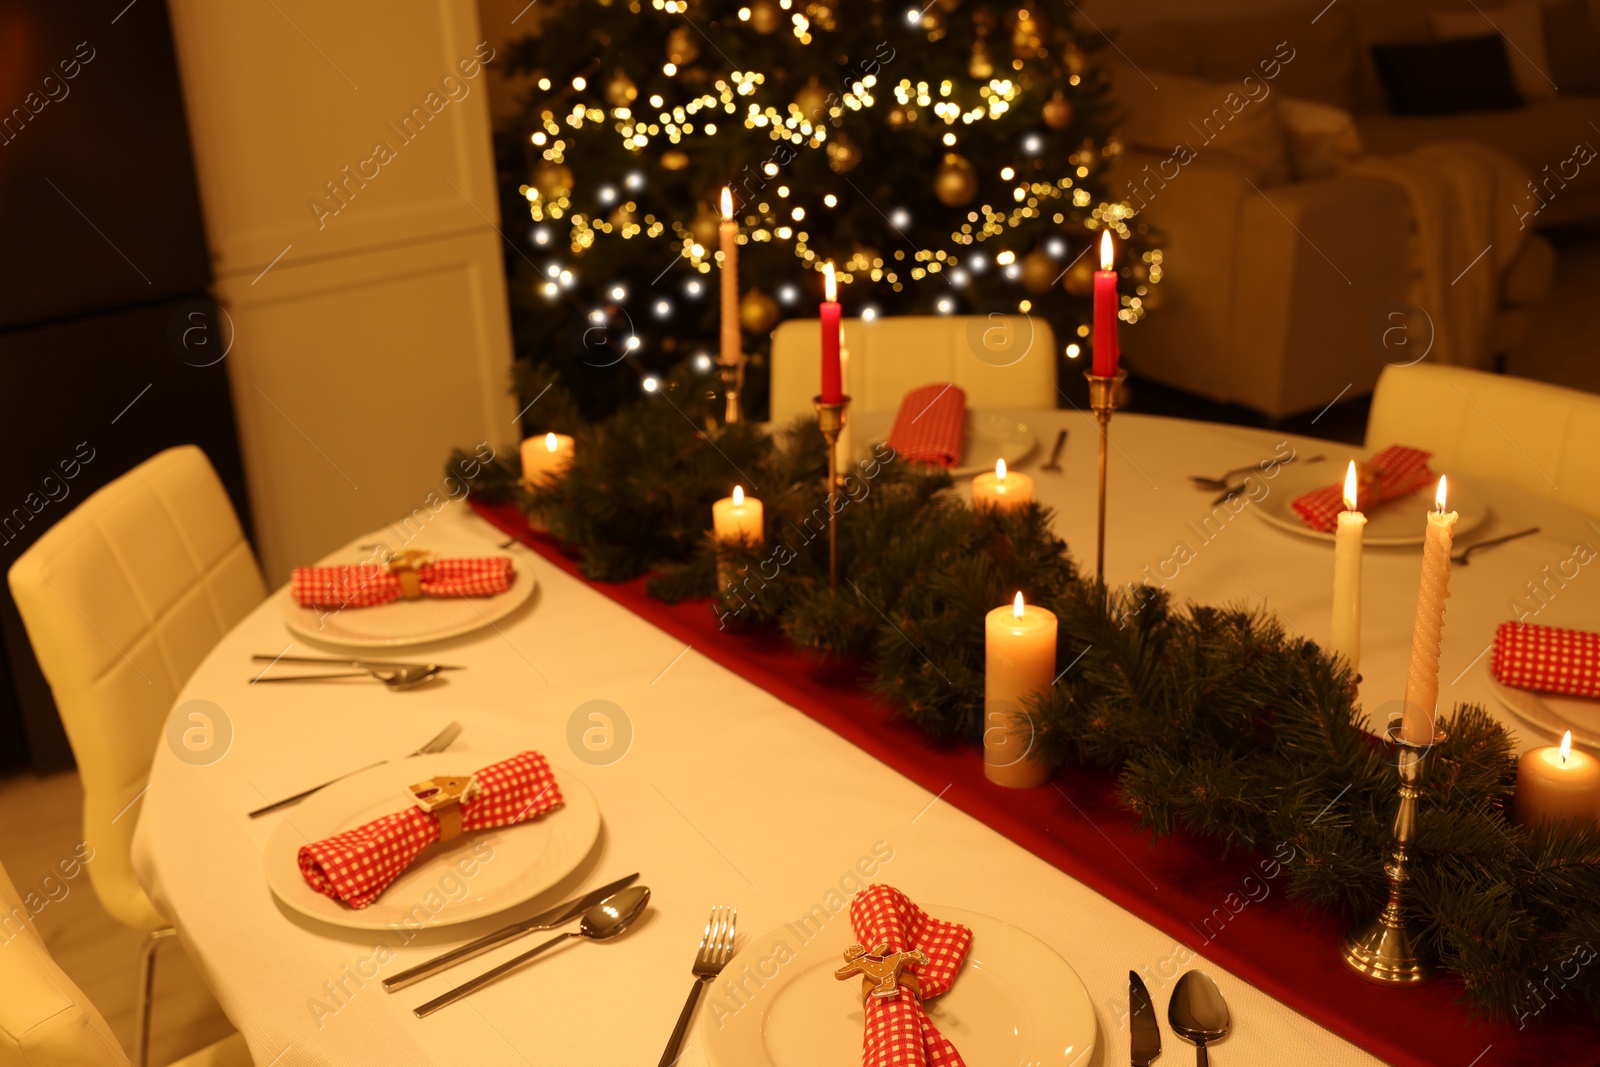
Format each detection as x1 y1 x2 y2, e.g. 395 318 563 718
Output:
1105 0 1590 419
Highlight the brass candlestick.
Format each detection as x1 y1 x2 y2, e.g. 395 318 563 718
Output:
1341 721 1448 986
1084 370 1126 582
813 394 850 590
718 358 744 425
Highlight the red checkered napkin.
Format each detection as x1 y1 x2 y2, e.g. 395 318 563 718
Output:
297 751 563 909
886 384 967 468
849 885 972 1067
1491 622 1600 699
1290 445 1435 533
290 556 515 609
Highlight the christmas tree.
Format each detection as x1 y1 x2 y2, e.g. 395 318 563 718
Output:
498 0 1160 418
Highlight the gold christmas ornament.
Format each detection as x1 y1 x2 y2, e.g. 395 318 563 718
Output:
826 134 862 173
609 205 637 230
605 71 638 107
793 78 831 121
739 288 780 334
689 205 721 245
533 162 574 199
1042 91 1073 129
1064 42 1086 76
661 149 690 171
1063 254 1095 296
667 25 699 65
747 0 782 33
886 104 915 130
934 153 978 206
1021 248 1057 293
1010 5 1044 57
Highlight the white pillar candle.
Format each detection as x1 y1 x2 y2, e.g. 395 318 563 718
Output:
521 432 574 489
1513 731 1600 827
712 485 764 546
1401 477 1457 746
985 592 1057 788
1331 460 1366 677
972 459 1034 513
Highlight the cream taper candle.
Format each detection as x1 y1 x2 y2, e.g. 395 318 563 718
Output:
1331 460 1366 677
1400 476 1457 745
985 592 1057 788
1513 731 1600 827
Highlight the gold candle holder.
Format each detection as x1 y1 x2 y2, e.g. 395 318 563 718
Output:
718 358 744 425
813 394 850 591
1341 721 1447 986
1084 370 1126 582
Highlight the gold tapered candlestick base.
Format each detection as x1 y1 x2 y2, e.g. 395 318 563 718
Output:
1084 371 1126 583
813 394 850 591
1341 722 1447 986
718 359 744 425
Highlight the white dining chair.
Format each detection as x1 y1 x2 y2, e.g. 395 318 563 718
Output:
1365 363 1600 517
768 314 1060 422
0 859 251 1067
6 446 265 1067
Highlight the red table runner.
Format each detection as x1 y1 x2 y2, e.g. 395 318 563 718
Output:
476 502 1593 1066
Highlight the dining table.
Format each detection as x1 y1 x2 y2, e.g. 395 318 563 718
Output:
130 409 1600 1067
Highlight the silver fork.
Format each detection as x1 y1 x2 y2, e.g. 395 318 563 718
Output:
246 721 463 818
656 905 737 1067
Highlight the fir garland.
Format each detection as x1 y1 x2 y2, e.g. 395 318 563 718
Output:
453 368 1600 1024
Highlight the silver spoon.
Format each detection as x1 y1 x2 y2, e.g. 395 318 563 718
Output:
1192 452 1321 491
1040 429 1069 472
413 886 651 1017
249 664 446 691
1451 526 1540 566
1169 970 1230 1066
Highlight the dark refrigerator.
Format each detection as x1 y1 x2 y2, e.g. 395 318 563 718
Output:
0 0 250 771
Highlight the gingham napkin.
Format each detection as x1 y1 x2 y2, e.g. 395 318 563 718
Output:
886 384 967 468
290 556 514 609
297 751 563 909
847 885 972 1067
1290 445 1434 532
1491 622 1600 699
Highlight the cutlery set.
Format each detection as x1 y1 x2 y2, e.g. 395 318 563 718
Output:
1192 452 1323 505
1131 969 1231 1066
250 653 458 690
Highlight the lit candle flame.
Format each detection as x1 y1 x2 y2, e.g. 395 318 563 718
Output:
732 485 745 506
1099 230 1114 271
1435 475 1448 513
1343 460 1358 511
1561 729 1572 762
544 432 558 452
996 458 1007 481
823 261 837 302
721 187 733 220
1013 591 1025 619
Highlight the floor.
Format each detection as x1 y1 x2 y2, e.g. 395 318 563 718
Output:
0 771 237 1066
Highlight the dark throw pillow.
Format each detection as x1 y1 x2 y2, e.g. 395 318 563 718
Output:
1370 35 1524 115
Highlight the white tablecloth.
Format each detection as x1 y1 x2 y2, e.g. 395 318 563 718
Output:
131 412 1598 1067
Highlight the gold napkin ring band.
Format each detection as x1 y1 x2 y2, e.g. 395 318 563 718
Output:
384 549 433 600
406 774 480 842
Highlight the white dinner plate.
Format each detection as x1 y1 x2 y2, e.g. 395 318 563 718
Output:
276 537 536 649
1485 669 1600 752
699 905 1096 1067
851 410 1038 477
1253 464 1489 546
262 751 600 931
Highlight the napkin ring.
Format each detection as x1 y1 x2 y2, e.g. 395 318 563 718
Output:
384 549 434 600
835 943 927 1003
407 774 480 841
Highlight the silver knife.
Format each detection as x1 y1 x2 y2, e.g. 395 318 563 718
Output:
1131 970 1162 1066
382 873 639 991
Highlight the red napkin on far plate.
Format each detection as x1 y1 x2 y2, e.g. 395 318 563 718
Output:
844 885 972 1067
885 384 967 468
291 556 514 609
1491 622 1600 699
297 751 562 909
1290 445 1434 532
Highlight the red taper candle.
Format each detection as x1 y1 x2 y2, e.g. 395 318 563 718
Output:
1092 230 1119 377
820 261 843 403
